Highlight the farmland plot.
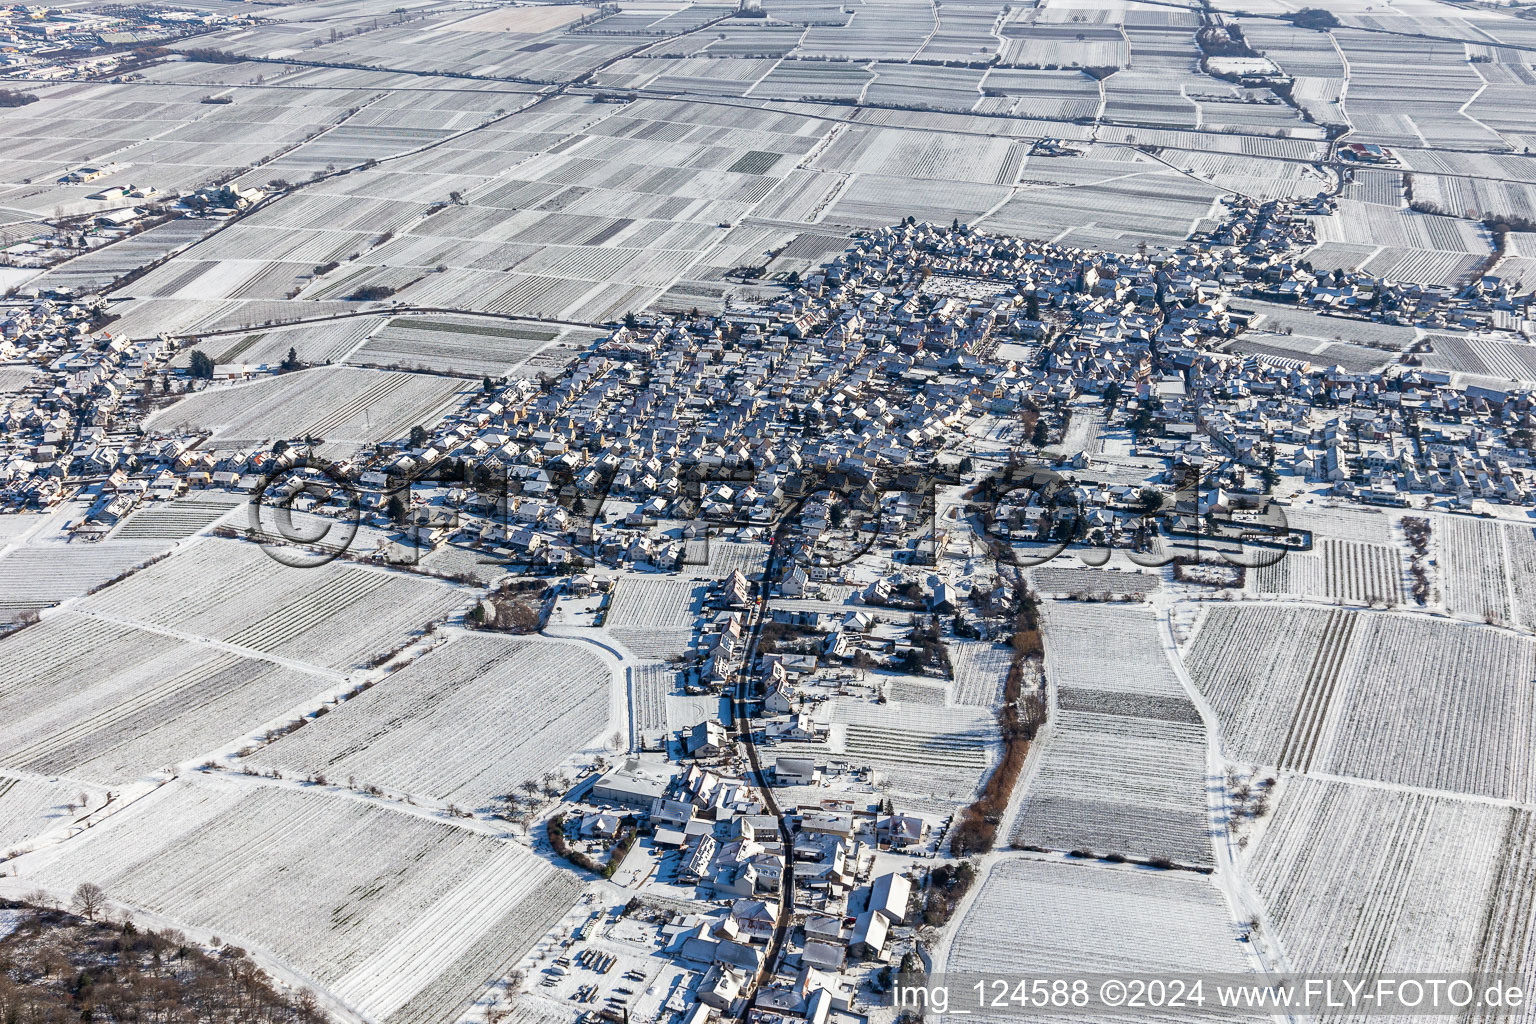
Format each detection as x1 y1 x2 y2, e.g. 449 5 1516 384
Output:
948 641 1014 707
249 634 611 809
23 777 584 1024
0 774 101 850
948 857 1259 1023
1187 605 1536 802
607 627 694 662
146 366 472 447
1029 566 1159 599
80 538 466 671
348 315 595 378
629 664 678 735
1439 515 1513 624
829 699 997 805
1011 602 1211 866
1419 331 1536 382
1248 539 1403 606
0 541 172 619
605 576 705 627
113 493 246 541
0 612 334 786
1247 775 1530 977
173 317 385 372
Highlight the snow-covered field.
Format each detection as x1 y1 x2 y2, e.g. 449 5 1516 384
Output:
948 856 1263 1023
1247 775 1534 978
0 541 173 619
78 538 466 670
604 576 705 628
948 641 1014 707
1187 604 1536 802
248 634 614 809
18 776 583 1024
0 774 101 851
1011 602 1211 866
0 612 333 785
828 698 998 806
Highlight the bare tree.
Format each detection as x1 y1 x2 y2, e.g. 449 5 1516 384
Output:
71 882 106 921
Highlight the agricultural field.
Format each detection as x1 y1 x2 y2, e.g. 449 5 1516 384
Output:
607 627 695 662
947 856 1260 1017
629 664 680 740
1247 775 1533 977
173 318 386 373
1437 515 1519 625
146 365 473 447
112 493 247 541
1010 602 1211 867
1419 331 1536 383
78 537 467 671
16 777 585 1024
1247 538 1404 606
0 773 101 851
948 640 1014 707
248 634 613 810
0 541 172 620
828 698 997 807
1029 565 1160 599
1186 604 1536 802
0 612 334 786
605 575 706 628
348 315 600 378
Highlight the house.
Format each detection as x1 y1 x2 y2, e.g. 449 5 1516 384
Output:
879 812 929 849
727 899 779 942
698 964 747 1011
685 720 730 758
868 871 911 924
775 757 819 786
579 811 620 839
849 911 889 959
590 764 672 809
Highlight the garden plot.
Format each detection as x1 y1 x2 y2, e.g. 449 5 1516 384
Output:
0 774 100 850
948 641 1014 707
0 541 171 619
605 576 706 628
1249 539 1403 606
79 537 466 671
113 493 246 541
948 857 1259 1021
1247 775 1531 977
1012 602 1210 866
829 699 997 805
147 365 472 447
249 634 610 809
21 776 584 1024
0 611 333 786
1187 605 1536 802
